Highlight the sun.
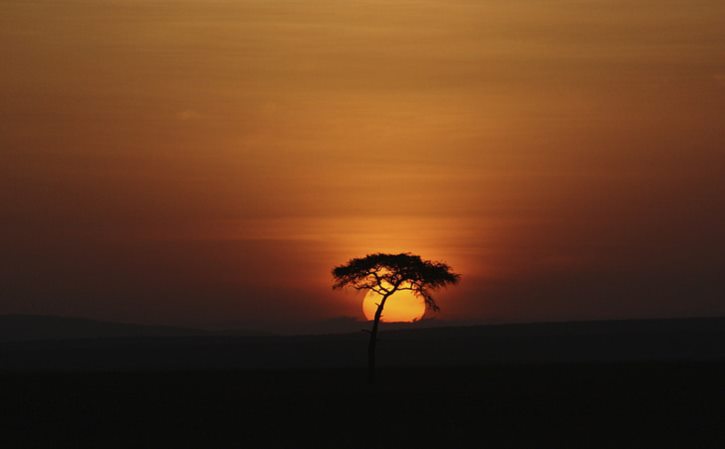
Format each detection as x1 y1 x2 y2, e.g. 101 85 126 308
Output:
362 287 426 323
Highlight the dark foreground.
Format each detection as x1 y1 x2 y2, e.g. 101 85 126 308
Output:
2 362 723 449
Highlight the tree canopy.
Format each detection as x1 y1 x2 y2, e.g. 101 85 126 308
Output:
332 252 460 312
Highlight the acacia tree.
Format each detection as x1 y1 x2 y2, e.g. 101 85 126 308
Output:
332 253 460 384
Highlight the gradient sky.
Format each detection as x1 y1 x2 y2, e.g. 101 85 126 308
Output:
2 0 724 330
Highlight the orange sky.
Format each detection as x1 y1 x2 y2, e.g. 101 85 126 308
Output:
2 0 724 330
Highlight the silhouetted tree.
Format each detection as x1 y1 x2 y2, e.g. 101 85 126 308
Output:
332 253 460 384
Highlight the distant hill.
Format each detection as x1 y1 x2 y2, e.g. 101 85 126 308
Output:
0 316 722 371
292 316 451 335
0 314 445 342
0 315 210 341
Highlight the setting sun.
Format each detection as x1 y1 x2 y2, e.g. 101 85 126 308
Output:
362 287 426 323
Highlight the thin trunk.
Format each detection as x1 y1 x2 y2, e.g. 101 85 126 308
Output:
367 293 390 385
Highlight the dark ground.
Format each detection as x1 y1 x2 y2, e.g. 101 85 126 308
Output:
1 362 723 449
1 318 723 448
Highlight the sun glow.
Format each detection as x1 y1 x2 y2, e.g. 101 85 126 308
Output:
362 287 426 323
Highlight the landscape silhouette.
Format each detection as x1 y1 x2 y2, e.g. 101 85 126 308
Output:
2 0 724 447
1 314 724 448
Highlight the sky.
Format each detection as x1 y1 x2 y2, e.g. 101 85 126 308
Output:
2 0 724 331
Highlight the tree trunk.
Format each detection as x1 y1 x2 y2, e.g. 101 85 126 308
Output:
367 294 390 385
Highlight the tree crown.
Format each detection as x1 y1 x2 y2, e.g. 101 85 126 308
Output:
331 252 460 312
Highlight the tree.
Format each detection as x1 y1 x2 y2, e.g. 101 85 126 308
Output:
332 253 460 384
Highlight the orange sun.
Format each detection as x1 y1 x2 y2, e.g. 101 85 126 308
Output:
362 287 426 323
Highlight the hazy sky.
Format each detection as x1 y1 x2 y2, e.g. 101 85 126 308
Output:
2 0 724 330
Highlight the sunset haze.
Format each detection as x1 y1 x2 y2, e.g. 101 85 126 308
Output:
2 0 724 330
